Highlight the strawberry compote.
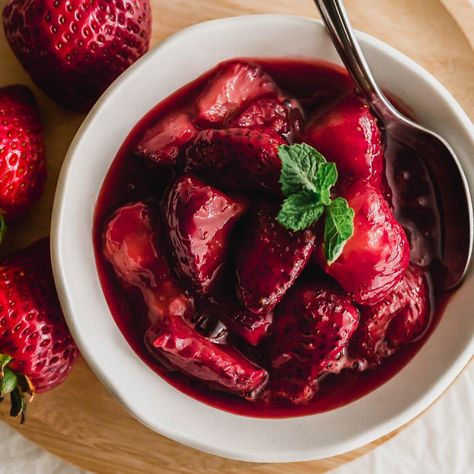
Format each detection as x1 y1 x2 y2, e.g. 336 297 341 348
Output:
93 58 455 417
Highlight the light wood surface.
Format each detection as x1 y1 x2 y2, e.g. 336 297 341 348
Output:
0 0 472 473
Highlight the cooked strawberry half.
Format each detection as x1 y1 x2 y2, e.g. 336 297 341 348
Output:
351 264 431 365
316 182 410 305
146 316 268 400
3 0 152 112
195 61 277 127
304 95 383 187
270 282 359 404
0 85 46 218
0 239 77 421
236 205 316 314
103 202 194 322
103 202 268 398
231 95 304 141
199 293 273 346
164 175 246 294
135 110 197 167
186 128 285 192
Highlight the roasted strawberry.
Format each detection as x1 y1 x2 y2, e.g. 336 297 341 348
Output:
3 0 152 112
103 202 268 398
0 239 77 421
271 282 359 404
186 128 285 192
164 175 246 294
200 293 273 346
231 96 303 141
351 264 431 365
0 85 46 218
236 205 316 314
103 202 194 322
147 316 267 399
195 61 277 127
304 96 383 186
135 111 197 167
317 182 410 305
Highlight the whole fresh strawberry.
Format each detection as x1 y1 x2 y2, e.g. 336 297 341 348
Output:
0 85 46 220
3 0 152 112
0 239 77 422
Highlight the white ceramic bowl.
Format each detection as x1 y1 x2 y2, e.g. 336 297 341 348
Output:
51 15 474 462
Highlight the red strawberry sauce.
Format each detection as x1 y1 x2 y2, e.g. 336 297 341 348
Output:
93 58 454 418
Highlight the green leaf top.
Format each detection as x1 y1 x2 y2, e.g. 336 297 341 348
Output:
276 143 354 264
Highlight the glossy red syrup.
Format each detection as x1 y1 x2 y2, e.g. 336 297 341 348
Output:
93 58 453 418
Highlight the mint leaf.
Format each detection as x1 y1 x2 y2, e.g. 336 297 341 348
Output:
324 197 355 264
277 194 324 232
314 162 338 206
278 143 326 196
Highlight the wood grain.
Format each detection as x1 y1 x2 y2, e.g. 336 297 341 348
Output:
0 0 472 473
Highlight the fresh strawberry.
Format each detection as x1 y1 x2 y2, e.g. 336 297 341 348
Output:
195 61 277 127
270 282 359 404
200 292 273 346
236 205 316 314
3 0 152 112
231 96 304 141
103 202 268 398
186 128 285 192
135 110 197 167
0 85 46 218
304 96 383 187
316 182 410 305
164 175 246 294
351 264 431 365
0 239 77 422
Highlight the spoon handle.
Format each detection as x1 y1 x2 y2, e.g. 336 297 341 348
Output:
313 0 396 120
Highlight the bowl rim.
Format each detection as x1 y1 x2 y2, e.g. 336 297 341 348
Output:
51 14 474 462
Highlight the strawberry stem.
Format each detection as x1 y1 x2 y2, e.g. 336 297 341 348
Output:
0 353 35 423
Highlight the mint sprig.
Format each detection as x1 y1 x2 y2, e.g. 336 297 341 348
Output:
276 143 355 264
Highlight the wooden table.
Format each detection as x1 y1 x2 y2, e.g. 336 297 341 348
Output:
0 0 473 472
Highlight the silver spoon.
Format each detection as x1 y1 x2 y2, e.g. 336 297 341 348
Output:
314 0 473 290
